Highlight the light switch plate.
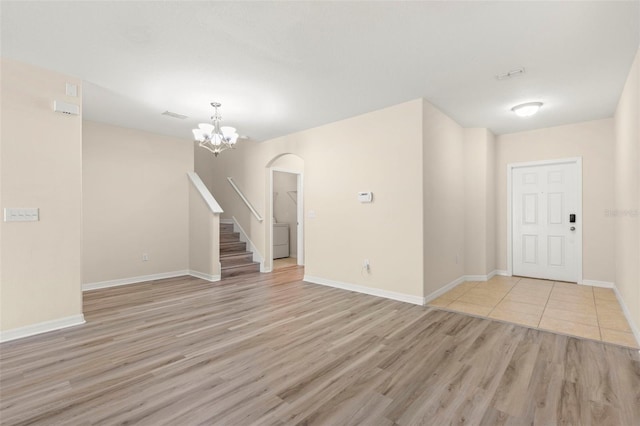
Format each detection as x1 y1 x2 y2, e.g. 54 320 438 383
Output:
4 208 39 222
65 82 78 97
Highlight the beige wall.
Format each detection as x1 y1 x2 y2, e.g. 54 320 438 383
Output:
485 130 497 273
189 183 220 279
423 99 465 295
613 48 640 332
82 121 193 284
495 118 616 283
0 59 83 331
463 128 496 277
198 100 425 298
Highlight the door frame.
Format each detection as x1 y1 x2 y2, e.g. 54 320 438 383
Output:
506 157 583 283
269 167 304 267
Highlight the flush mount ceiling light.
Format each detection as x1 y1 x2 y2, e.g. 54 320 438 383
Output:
192 102 239 157
511 102 543 117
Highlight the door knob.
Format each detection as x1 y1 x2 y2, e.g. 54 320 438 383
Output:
570 226 576 231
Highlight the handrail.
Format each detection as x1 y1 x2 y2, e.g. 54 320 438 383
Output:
227 177 263 222
187 172 223 214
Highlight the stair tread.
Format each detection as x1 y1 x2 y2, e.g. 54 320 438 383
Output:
220 251 253 258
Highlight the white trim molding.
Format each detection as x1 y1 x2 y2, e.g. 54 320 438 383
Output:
303 275 424 306
187 172 223 214
82 270 190 291
424 276 466 304
464 270 498 282
0 314 85 343
425 271 506 304
612 286 640 348
189 270 221 282
580 279 614 289
494 269 509 276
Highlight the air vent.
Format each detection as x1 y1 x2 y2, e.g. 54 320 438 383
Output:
162 111 188 119
496 67 525 80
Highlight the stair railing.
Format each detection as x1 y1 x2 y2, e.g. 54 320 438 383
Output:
227 177 263 222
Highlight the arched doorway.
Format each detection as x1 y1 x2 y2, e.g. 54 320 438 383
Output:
265 153 304 271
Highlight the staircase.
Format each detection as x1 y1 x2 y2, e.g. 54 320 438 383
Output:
220 223 260 278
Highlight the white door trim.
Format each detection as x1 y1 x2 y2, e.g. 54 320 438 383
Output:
506 157 583 283
269 167 304 267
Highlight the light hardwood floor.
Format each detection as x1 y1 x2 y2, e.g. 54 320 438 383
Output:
1 267 639 425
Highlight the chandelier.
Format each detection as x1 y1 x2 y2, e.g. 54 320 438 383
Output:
192 102 239 157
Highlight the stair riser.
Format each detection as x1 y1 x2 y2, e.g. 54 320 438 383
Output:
220 223 234 233
220 233 240 243
221 254 254 268
222 263 261 278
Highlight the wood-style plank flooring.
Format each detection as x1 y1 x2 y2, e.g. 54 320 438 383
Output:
1 267 639 425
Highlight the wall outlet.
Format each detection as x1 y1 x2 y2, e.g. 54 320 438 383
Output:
142 253 149 262
363 259 370 271
455 254 459 264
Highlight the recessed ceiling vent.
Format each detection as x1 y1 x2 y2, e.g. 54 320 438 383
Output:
496 67 525 80
162 111 188 119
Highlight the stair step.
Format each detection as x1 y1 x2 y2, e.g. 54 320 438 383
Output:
220 241 247 254
220 232 240 243
219 223 256 277
220 252 254 267
222 262 260 278
220 223 234 233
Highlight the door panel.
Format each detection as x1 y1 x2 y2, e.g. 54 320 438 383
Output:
512 162 579 282
547 236 564 267
522 235 538 264
523 194 538 224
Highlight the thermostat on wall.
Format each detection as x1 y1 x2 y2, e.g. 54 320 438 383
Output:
358 192 373 203
53 100 80 115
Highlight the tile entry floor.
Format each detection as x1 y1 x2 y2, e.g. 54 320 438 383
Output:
429 275 639 349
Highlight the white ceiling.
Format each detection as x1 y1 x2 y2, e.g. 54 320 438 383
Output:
2 1 639 141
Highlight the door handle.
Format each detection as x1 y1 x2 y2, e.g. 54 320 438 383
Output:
570 226 576 231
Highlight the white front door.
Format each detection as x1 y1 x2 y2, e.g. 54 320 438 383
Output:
512 161 580 282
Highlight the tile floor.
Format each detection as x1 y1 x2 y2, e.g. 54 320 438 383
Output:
429 275 639 349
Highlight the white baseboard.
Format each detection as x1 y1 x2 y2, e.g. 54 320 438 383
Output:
231 216 265 272
424 276 466 304
612 286 640 348
0 314 85 343
494 269 509 276
425 271 503 304
82 270 190 291
303 275 424 306
580 279 614 288
189 270 221 282
464 270 498 282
